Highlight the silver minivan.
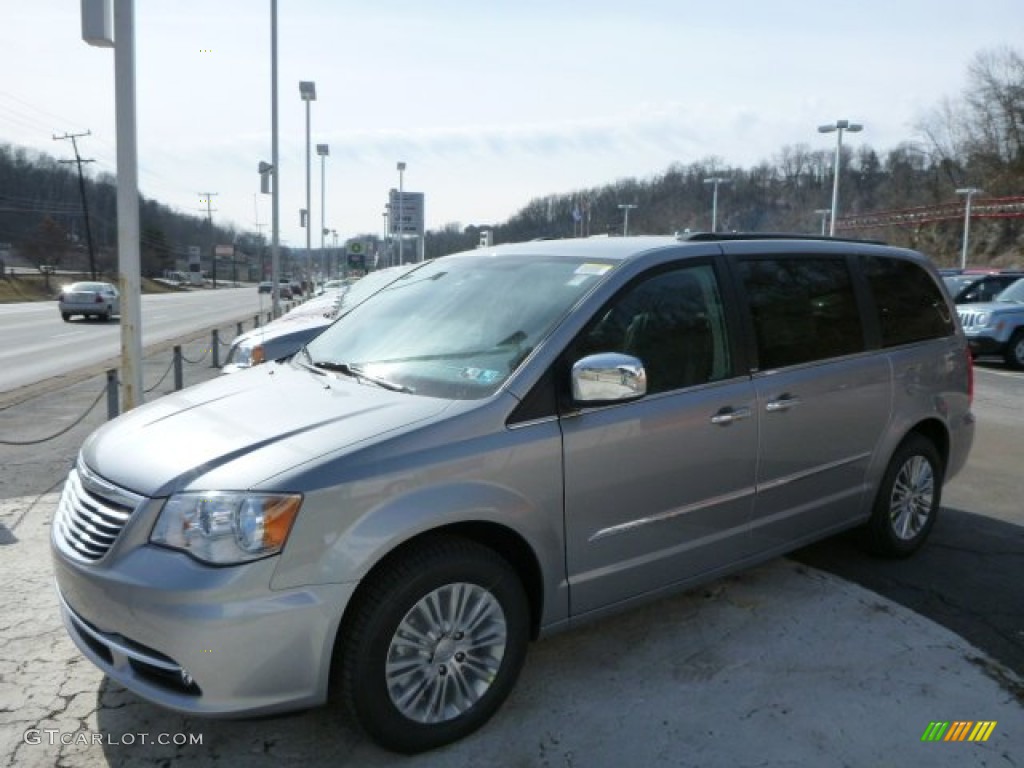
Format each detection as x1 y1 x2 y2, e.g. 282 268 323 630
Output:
51 234 974 753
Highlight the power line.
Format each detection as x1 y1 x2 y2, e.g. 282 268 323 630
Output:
53 131 98 279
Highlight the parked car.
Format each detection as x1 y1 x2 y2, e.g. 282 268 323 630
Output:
51 234 973 753
223 266 416 372
956 276 1024 368
257 281 273 294
943 271 1024 304
57 281 120 322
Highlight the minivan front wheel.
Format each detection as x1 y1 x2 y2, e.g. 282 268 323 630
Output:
337 536 529 753
862 435 943 557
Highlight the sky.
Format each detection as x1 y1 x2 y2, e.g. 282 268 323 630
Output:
1 0 1022 250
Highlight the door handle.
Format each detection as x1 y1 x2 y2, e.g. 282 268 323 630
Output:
765 394 801 412
710 406 752 425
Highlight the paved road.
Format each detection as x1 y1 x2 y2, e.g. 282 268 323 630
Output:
0 288 275 393
795 362 1024 681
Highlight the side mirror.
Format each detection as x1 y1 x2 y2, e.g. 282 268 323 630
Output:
571 353 647 404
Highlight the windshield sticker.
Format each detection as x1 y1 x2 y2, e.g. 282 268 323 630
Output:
460 367 502 383
575 263 613 276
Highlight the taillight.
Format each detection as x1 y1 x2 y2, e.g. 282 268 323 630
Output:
95 295 104 303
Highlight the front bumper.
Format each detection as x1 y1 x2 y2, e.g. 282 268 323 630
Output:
965 335 1004 357
52 542 356 717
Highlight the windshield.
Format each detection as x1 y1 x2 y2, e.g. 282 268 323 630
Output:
995 277 1024 303
335 264 421 316
304 253 617 399
943 275 974 294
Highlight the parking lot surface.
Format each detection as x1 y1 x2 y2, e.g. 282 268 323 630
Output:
1 355 1021 767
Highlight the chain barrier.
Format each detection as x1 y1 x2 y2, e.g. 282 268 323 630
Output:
0 383 106 446
143 355 176 394
179 345 211 365
1 315 258 449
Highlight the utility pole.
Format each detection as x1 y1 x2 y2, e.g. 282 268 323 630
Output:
53 131 99 279
199 192 218 288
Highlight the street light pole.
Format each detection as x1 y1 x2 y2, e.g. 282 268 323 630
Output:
270 0 281 318
397 161 406 265
317 143 329 280
814 208 831 236
955 187 983 270
818 119 863 236
299 81 316 283
618 203 637 236
702 177 731 233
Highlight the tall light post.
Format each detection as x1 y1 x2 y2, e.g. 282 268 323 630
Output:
316 143 329 279
397 161 406 265
299 80 316 281
81 0 143 410
702 176 730 233
956 187 983 270
814 208 831 236
269 0 281 319
618 203 637 236
818 119 863 236
383 204 391 266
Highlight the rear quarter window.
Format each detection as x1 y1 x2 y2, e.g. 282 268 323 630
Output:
863 256 955 347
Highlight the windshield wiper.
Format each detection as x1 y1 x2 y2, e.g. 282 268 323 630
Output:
311 360 413 393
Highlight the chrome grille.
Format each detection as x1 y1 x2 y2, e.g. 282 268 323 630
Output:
55 464 142 562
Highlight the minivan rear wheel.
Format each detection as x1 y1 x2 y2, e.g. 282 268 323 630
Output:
862 435 943 557
336 535 529 754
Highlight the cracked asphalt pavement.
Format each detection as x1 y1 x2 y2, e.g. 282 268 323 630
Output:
1 353 1022 767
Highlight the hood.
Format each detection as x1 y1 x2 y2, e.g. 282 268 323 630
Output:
233 313 333 347
81 361 451 497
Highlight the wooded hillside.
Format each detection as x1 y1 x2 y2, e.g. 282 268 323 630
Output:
3 48 1022 275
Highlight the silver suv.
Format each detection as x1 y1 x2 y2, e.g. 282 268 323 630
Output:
51 234 974 753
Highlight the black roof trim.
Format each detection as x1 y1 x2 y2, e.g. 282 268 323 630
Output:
677 231 886 246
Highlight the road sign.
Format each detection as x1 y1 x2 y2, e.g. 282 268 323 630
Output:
388 191 424 235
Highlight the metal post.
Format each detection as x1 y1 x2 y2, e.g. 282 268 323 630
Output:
114 0 143 411
270 0 281 319
173 345 183 390
618 203 637 236
254 313 260 328
956 187 983 270
397 162 406 265
211 330 220 368
106 369 119 420
237 321 244 336
818 120 863 236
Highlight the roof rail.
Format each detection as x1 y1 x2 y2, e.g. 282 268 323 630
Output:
677 231 887 246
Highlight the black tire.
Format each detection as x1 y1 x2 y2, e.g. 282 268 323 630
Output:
101 306 112 322
861 435 943 558
336 535 529 754
1004 329 1024 370
61 312 70 322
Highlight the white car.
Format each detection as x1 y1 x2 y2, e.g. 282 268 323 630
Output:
58 281 120 322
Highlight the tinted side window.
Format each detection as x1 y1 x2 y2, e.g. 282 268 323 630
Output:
578 264 731 394
864 256 954 346
739 257 864 369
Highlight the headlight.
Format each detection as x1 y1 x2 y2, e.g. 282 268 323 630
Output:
150 492 301 565
974 312 991 327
